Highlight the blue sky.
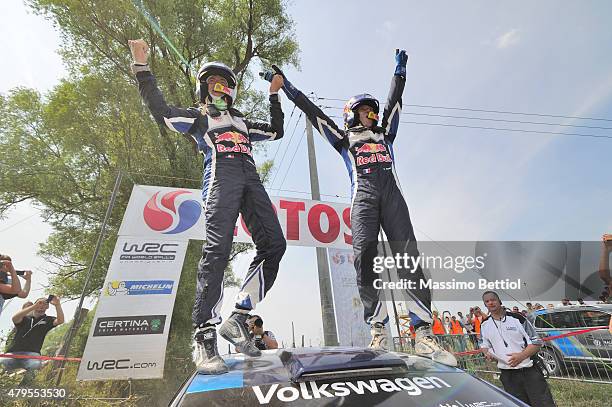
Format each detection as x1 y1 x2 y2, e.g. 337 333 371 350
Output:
1 0 611 347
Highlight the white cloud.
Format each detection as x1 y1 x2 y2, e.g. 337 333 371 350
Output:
496 29 520 49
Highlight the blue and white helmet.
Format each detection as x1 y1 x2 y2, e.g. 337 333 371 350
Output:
343 93 380 129
195 61 238 104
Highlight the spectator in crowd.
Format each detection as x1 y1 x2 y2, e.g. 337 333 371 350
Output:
459 311 477 348
472 306 485 337
0 296 65 373
526 302 533 312
480 291 556 407
450 316 463 334
449 315 465 352
0 255 32 315
577 298 585 305
246 315 278 350
547 304 554 309
598 233 611 295
444 315 452 334
457 312 470 331
431 311 445 335
512 306 519 313
534 303 544 310
558 298 573 307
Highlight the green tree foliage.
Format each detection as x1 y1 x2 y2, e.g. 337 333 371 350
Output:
0 0 298 401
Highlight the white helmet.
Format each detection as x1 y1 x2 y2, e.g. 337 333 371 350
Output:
196 61 238 104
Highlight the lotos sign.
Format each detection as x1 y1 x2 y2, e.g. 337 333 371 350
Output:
120 185 353 249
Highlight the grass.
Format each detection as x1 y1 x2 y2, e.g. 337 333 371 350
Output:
475 372 611 407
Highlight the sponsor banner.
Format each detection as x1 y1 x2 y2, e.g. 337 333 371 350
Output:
103 280 174 296
77 350 163 381
327 248 374 347
77 237 187 381
93 315 166 337
119 184 352 249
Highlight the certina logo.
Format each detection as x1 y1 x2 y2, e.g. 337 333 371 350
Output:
93 315 166 337
86 358 157 371
120 242 178 261
143 190 201 234
104 280 174 296
252 376 452 404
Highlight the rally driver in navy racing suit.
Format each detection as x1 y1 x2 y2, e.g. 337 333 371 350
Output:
264 50 456 366
129 39 287 374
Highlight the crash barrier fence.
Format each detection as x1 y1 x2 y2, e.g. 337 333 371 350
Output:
393 327 612 384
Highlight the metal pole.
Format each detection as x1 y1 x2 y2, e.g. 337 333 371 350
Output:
291 321 296 348
305 118 339 346
55 170 123 386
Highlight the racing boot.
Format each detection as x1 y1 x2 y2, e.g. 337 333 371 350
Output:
218 311 261 357
368 322 388 350
414 325 458 367
194 326 229 374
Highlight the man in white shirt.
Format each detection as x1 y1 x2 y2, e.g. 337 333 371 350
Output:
480 291 556 407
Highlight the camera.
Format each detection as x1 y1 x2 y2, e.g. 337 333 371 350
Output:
15 270 27 276
46 295 56 304
253 334 266 350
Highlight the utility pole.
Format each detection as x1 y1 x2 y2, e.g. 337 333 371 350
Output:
305 118 339 346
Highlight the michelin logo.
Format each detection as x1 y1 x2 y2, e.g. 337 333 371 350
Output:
253 376 451 404
105 280 174 296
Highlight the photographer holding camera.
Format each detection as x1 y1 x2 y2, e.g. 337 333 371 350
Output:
0 254 32 315
247 315 278 351
0 296 64 372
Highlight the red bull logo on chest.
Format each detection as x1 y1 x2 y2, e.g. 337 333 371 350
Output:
215 131 253 156
355 143 392 166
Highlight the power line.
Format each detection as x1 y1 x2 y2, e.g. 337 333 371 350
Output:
316 96 612 122
324 115 612 140
318 105 612 130
277 129 306 193
399 120 612 140
0 209 44 233
121 170 347 199
269 111 304 189
268 103 297 164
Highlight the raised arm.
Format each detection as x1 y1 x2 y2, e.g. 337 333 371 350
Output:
380 49 407 143
245 74 285 141
12 300 39 325
0 260 21 295
261 66 345 152
128 39 199 134
51 296 65 326
16 270 32 298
